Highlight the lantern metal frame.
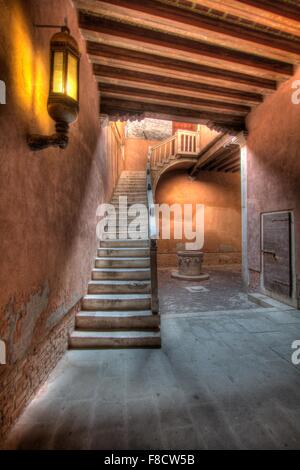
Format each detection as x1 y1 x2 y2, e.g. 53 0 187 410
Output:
28 24 80 151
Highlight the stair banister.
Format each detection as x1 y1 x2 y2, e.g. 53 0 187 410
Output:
147 158 159 315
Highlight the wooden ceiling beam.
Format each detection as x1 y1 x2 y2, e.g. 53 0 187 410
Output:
202 147 240 170
240 0 300 22
100 98 246 133
97 76 257 107
99 83 250 115
100 92 246 116
79 12 293 78
92 0 300 61
217 156 241 172
87 42 277 94
190 133 241 175
100 98 245 124
190 0 300 37
225 164 241 173
94 65 263 106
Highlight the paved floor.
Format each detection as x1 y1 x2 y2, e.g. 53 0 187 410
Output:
4 268 300 450
159 266 257 314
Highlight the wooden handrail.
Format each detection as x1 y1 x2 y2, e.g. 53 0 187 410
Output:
147 157 159 315
149 130 201 172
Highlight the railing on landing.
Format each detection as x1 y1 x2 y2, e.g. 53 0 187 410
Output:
149 130 201 191
146 161 159 315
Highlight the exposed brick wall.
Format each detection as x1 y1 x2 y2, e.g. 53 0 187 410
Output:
0 302 78 444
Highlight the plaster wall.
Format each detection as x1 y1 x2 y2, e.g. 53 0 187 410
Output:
124 138 161 171
155 170 242 267
0 0 122 437
246 67 300 302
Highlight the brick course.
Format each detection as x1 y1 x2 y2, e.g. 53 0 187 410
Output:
0 303 78 444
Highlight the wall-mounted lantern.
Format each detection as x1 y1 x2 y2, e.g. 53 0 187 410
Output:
28 25 80 151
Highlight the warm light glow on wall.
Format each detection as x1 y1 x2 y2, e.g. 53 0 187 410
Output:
11 2 51 132
11 6 34 110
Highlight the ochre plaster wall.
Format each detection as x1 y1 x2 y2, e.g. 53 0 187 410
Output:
155 170 242 267
0 0 123 438
124 138 160 171
246 67 300 295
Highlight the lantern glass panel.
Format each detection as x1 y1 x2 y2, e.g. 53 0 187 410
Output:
52 51 64 94
66 53 78 101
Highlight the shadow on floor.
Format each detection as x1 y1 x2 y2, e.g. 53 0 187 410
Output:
3 265 300 450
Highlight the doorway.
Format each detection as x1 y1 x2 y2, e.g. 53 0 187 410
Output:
261 211 296 306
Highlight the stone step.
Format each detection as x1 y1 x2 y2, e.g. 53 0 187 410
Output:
115 189 146 193
114 191 147 194
111 206 149 210
116 184 146 187
110 197 148 204
104 229 148 234
100 239 149 248
88 280 151 294
105 219 148 225
113 200 148 204
101 230 148 235
100 234 148 241
113 191 147 194
82 293 151 311
69 330 161 349
75 310 160 330
117 184 146 187
95 257 150 268
92 268 151 280
97 247 149 257
115 192 146 195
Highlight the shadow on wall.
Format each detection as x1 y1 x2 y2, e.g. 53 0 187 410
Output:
246 67 300 284
0 0 120 438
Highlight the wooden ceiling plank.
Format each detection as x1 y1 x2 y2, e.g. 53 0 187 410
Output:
99 84 250 114
76 0 300 62
82 30 291 82
94 64 263 106
190 133 234 175
217 156 241 172
100 98 245 123
79 13 294 79
97 76 258 107
100 91 247 116
100 99 246 133
87 42 277 94
190 0 300 37
203 147 240 170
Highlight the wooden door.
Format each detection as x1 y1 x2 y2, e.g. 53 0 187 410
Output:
262 212 292 298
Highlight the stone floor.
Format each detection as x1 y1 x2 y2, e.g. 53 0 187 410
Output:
3 267 300 450
159 265 257 314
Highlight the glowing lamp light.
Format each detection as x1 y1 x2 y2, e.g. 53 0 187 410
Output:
28 26 80 151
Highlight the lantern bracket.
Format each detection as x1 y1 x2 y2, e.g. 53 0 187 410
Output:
33 17 69 33
27 123 69 151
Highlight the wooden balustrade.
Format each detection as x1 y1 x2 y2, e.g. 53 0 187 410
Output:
149 130 201 172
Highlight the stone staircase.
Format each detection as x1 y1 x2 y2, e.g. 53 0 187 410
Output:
69 171 161 349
